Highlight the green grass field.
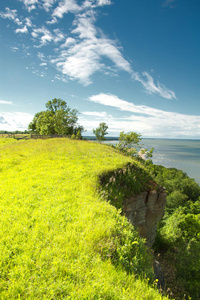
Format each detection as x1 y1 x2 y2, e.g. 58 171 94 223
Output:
0 138 168 299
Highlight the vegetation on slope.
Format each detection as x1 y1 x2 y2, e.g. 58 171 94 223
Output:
146 164 200 299
0 138 167 299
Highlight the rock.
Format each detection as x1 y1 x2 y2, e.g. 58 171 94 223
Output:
123 187 166 247
154 260 165 290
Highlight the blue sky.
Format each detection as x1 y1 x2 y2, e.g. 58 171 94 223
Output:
0 0 200 138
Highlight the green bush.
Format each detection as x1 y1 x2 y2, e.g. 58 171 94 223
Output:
147 163 200 298
98 162 153 209
159 210 200 299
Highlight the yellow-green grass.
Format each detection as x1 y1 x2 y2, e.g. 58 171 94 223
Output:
0 138 167 299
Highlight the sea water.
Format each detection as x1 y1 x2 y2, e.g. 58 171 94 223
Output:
105 139 200 184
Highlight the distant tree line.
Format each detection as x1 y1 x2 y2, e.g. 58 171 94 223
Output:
0 130 30 134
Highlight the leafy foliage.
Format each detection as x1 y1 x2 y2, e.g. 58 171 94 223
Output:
93 122 108 142
159 210 200 299
116 131 154 159
99 162 153 209
147 162 200 298
28 98 84 136
117 131 142 150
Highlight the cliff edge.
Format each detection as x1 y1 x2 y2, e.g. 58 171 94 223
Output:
123 187 166 247
99 163 166 247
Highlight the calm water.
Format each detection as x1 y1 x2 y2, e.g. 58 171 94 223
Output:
105 139 200 184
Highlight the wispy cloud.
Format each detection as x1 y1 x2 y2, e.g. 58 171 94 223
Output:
32 26 54 46
43 0 57 12
53 29 65 43
25 17 33 27
162 0 177 8
16 25 28 34
19 0 38 12
49 4 176 98
1 0 176 100
97 0 112 6
0 7 22 25
0 100 13 105
84 93 200 138
31 27 66 47
136 72 176 99
39 62 47 66
82 111 112 118
52 0 81 19
51 11 133 85
10 47 19 52
0 112 33 131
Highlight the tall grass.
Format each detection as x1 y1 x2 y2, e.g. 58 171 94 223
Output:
0 138 167 299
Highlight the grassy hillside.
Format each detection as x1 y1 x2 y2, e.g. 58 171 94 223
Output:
0 138 167 299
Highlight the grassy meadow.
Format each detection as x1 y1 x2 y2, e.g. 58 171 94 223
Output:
0 138 167 299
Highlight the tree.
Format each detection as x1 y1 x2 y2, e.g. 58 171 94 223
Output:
28 98 84 137
117 131 154 159
93 122 108 142
117 131 142 150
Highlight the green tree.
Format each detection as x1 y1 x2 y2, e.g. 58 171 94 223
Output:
117 131 142 150
28 98 84 136
93 122 108 142
117 131 154 159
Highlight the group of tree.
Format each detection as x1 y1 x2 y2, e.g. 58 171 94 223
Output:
28 98 84 139
29 99 153 159
93 123 154 159
0 130 29 134
146 163 200 299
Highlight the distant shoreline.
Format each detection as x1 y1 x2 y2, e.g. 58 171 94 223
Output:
83 136 200 141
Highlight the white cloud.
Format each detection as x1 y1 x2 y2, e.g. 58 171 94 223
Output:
25 17 33 27
60 37 76 48
16 25 28 34
53 29 66 43
19 0 38 11
0 7 17 21
42 0 56 11
1 1 176 100
32 27 54 46
46 17 58 25
32 27 66 47
0 112 33 131
82 111 112 118
85 93 200 138
49 9 175 99
52 0 81 19
137 72 176 100
51 12 132 85
89 93 175 117
40 62 47 66
37 52 46 61
97 0 112 6
82 0 112 9
54 74 68 83
10 47 19 52
0 7 22 25
0 100 13 105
